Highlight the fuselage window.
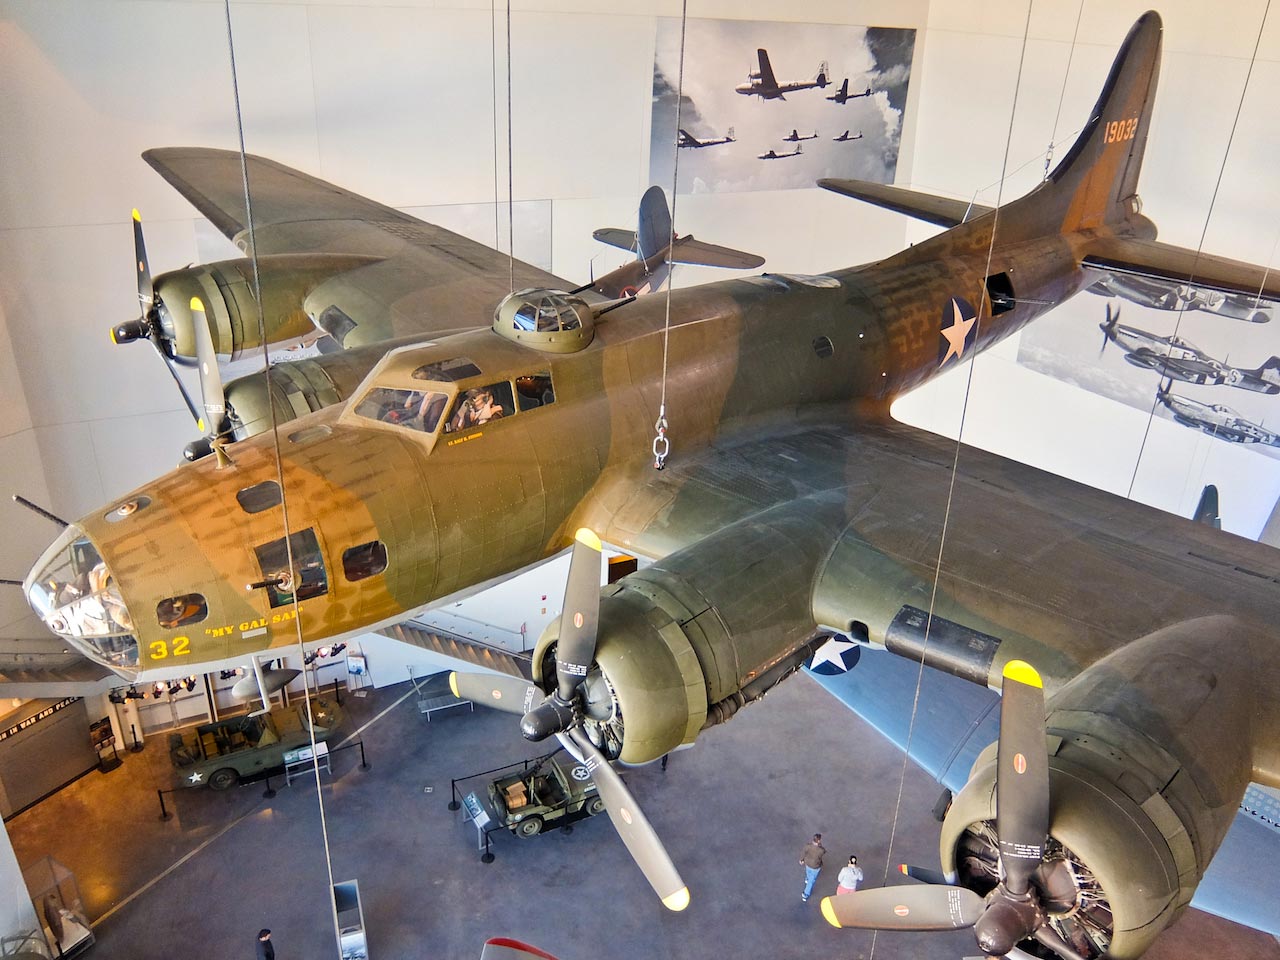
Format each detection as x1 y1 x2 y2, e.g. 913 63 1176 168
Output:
157 594 208 628
237 480 282 514
412 357 482 382
515 373 555 412
253 528 328 609
342 541 388 582
444 381 516 433
354 387 449 433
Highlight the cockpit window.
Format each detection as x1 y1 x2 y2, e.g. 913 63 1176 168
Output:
236 480 282 514
253 528 328 609
511 294 582 332
157 594 208 628
515 373 555 411
443 381 515 434
353 387 449 433
411 357 482 382
26 529 138 672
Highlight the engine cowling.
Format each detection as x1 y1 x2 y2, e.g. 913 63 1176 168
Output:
142 253 379 359
939 616 1256 959
532 496 850 763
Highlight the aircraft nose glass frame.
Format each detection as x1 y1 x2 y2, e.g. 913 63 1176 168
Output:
25 526 139 672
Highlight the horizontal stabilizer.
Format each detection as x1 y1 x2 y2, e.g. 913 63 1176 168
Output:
1082 235 1280 308
818 178 993 228
593 227 639 253
670 237 765 270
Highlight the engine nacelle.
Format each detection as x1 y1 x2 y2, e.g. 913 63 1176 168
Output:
532 497 849 763
940 616 1256 959
144 253 379 359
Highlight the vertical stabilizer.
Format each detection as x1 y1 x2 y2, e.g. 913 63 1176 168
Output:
1041 11 1162 232
636 185 673 262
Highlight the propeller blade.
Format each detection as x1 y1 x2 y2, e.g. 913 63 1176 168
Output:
480 939 560 960
450 672 544 716
820 885 984 931
553 528 603 702
151 339 203 424
562 727 689 911
995 659 1049 896
189 296 227 437
898 863 949 885
133 208 154 310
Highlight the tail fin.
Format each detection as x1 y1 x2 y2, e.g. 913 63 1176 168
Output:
1039 11 1162 232
815 60 830 86
1247 356 1280 389
635 184 673 262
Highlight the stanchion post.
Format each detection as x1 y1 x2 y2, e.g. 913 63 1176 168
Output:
157 788 171 821
480 829 494 864
448 778 460 811
358 740 369 771
262 775 277 800
129 724 143 753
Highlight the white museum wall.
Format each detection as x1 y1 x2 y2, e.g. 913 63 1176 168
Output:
893 0 1280 537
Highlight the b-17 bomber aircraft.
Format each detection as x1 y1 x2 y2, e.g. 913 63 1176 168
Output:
676 127 735 149
1156 381 1280 446
782 128 818 142
833 129 863 142
734 48 829 100
21 11 1280 956
827 78 873 104
757 145 803 160
1101 304 1280 392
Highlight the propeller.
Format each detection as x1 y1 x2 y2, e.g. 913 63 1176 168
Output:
182 295 233 463
480 939 560 960
821 660 1088 960
111 209 205 424
450 528 689 911
897 863 948 885
1099 302 1120 357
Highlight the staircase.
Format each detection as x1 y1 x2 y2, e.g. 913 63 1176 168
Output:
377 620 532 679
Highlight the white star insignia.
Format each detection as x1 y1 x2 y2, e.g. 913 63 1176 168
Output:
939 299 977 365
188 771 203 784
809 636 857 672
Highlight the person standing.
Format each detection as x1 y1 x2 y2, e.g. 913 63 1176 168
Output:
836 855 864 895
256 929 275 960
799 833 827 902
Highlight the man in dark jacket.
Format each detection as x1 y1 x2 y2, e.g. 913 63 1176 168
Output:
799 833 826 902
256 929 275 960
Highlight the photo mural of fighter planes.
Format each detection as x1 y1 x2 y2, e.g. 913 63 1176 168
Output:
19 11 1280 955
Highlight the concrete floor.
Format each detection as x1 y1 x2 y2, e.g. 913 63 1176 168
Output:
7 672 1279 960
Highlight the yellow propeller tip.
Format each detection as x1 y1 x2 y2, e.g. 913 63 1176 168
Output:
132 208 141 222
196 418 206 432
574 527 602 551
189 296 205 312
662 887 690 912
109 327 119 345
1003 658 1042 689
820 897 842 928
448 672 460 698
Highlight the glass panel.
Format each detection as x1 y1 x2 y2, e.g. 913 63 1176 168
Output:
156 593 208 628
411 357 482 381
342 541 388 582
236 480 283 514
443 381 516 433
253 529 328 609
353 387 449 432
515 373 555 412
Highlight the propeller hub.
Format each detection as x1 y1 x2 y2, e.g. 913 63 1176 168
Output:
520 693 578 741
973 894 1038 957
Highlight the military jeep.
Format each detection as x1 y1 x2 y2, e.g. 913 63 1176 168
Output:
488 753 603 837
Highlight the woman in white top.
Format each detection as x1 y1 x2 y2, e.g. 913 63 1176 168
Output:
835 855 863 895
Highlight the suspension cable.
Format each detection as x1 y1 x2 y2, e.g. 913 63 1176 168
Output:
1044 1 1085 178
1123 0 1273 502
870 4 1035 956
653 0 689 471
221 1 341 944
506 0 515 292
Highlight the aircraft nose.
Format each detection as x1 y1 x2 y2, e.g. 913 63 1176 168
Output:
25 524 140 677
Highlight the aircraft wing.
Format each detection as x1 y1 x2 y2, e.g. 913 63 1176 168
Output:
580 414 1280 935
143 147 570 346
592 227 639 254
755 48 779 93
818 178 994 228
1082 234 1280 306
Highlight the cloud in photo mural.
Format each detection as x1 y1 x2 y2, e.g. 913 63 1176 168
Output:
650 18 916 195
